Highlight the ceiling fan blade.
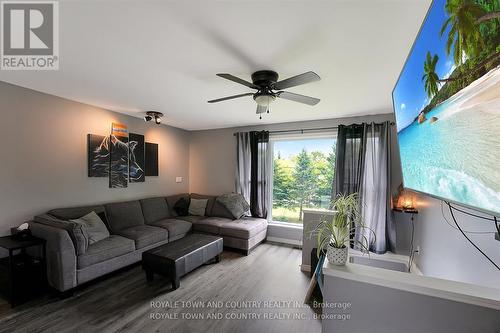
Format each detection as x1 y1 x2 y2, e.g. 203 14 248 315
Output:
277 91 320 106
256 104 267 114
273 71 320 90
217 73 259 89
208 93 253 103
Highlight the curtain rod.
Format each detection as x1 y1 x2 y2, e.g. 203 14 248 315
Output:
233 122 395 136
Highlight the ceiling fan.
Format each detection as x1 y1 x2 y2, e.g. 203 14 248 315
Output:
208 70 321 118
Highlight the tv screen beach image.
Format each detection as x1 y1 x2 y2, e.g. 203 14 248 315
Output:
393 0 500 214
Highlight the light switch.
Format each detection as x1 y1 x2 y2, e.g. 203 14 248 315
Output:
175 177 183 183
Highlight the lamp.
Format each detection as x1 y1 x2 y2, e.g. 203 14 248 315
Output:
393 185 418 213
144 111 164 125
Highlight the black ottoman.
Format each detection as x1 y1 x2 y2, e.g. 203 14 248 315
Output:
142 234 223 289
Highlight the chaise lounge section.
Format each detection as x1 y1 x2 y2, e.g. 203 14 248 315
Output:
30 193 267 292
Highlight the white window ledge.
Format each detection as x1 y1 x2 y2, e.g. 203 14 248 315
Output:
269 221 303 229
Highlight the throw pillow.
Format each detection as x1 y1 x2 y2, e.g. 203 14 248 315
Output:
188 198 208 216
216 193 250 219
70 211 110 245
174 197 190 216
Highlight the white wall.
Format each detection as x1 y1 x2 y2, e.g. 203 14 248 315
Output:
0 81 191 237
400 194 500 288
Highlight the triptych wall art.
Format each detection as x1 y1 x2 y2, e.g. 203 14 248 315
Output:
87 123 159 188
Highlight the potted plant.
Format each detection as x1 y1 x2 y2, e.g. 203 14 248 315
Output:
315 193 374 265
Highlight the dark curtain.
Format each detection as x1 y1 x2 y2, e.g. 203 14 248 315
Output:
249 131 269 218
332 122 395 253
333 124 365 198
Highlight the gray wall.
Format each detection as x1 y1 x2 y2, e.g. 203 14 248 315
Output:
0 81 191 237
399 195 500 288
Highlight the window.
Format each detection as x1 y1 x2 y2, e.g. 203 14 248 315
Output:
271 135 336 224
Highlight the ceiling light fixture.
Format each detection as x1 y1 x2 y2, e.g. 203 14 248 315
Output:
144 111 164 125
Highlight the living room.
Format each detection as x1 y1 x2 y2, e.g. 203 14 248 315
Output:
0 0 499 332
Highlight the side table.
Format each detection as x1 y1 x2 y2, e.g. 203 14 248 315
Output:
0 235 46 307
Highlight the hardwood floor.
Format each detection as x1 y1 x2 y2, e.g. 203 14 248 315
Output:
0 244 321 333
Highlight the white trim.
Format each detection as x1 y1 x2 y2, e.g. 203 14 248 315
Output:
266 236 302 247
348 249 423 275
270 130 337 141
323 260 500 311
269 220 304 228
302 208 336 216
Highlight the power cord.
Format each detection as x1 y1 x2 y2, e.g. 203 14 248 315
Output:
407 213 416 272
446 203 497 222
440 201 496 234
446 202 500 271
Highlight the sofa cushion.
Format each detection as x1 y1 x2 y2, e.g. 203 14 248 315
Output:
216 193 250 219
218 217 268 239
148 218 192 239
49 205 109 228
190 193 217 215
210 200 235 220
175 215 205 224
140 197 170 223
188 198 208 216
77 235 135 269
116 225 167 249
166 193 189 216
173 197 190 216
70 211 110 245
104 200 145 233
34 214 89 255
192 217 232 234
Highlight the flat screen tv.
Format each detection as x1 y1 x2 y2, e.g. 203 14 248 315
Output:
392 0 500 216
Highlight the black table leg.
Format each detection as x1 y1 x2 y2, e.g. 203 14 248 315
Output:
171 276 180 290
8 249 15 307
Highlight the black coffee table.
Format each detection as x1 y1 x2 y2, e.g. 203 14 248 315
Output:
142 234 223 289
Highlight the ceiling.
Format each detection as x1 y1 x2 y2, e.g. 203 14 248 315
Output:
0 0 431 130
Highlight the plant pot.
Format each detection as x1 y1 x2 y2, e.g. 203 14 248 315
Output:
327 245 348 265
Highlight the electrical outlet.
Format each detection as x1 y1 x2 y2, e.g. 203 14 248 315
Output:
414 246 420 255
175 177 183 183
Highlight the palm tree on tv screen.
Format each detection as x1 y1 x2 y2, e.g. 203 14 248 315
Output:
422 52 441 98
440 0 486 65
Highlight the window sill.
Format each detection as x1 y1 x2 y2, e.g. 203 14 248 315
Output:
269 221 303 229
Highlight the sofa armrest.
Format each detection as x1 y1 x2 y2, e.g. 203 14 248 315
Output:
30 221 77 292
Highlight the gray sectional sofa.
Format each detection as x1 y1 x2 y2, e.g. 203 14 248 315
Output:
30 193 267 292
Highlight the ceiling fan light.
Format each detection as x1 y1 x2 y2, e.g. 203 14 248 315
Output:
254 94 275 106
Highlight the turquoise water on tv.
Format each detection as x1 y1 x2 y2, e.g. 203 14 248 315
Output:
398 99 500 215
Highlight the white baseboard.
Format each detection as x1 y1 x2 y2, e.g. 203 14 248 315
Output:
267 236 302 247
